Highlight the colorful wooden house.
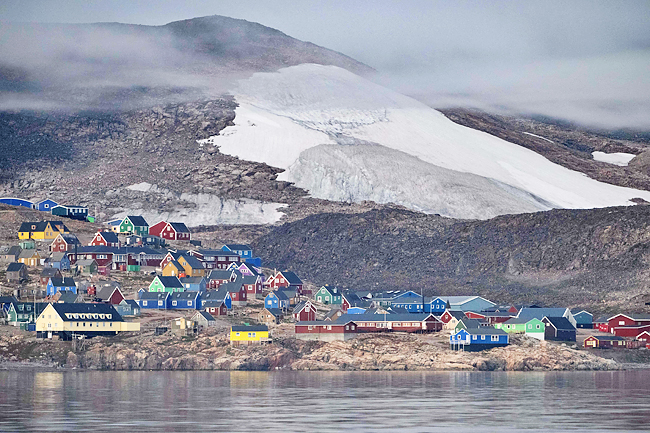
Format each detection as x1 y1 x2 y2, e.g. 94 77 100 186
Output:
51 205 88 221
450 327 509 351
104 219 123 233
203 287 232 310
18 240 35 250
89 231 120 248
40 267 62 286
221 280 247 306
35 303 139 339
49 252 71 271
542 316 577 342
54 291 84 304
237 262 262 277
242 275 264 298
315 286 343 305
115 299 141 317
203 299 228 317
34 199 58 212
177 254 206 277
75 259 98 275
335 313 442 333
440 310 467 331
18 249 42 267
50 233 81 252
230 325 270 346
148 276 184 293
118 216 149 235
583 335 628 349
138 291 171 309
607 314 650 338
6 262 27 283
516 308 577 327
163 260 185 277
6 302 49 326
2 246 22 262
266 271 304 294
149 221 191 241
192 311 216 328
180 276 207 292
18 221 68 240
295 320 358 341
207 269 237 289
293 300 317 322
96 284 125 305
265 290 290 311
222 244 253 260
325 308 345 322
570 309 594 329
46 277 76 296
259 307 284 325
169 291 201 310
189 249 240 270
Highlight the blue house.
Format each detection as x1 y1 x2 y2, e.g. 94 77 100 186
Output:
391 291 423 302
265 290 290 310
46 277 76 296
570 309 593 329
203 288 232 309
180 276 207 292
115 299 141 317
347 306 368 314
0 197 34 209
391 297 429 313
138 291 171 310
450 327 509 351
169 292 201 310
34 199 59 212
222 244 253 260
429 296 496 314
48 252 71 271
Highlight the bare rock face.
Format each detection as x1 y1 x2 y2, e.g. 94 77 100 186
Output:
628 150 650 174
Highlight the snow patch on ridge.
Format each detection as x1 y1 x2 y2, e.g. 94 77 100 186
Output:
209 63 650 218
592 151 636 167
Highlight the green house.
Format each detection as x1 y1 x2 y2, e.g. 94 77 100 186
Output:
314 286 342 305
7 302 49 326
148 276 184 293
18 239 36 250
119 216 149 235
496 317 545 339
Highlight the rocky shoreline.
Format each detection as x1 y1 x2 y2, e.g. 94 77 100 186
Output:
0 331 627 372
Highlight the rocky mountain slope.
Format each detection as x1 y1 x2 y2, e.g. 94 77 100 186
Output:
252 205 650 313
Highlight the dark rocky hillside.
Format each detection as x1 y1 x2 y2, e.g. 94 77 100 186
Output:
441 108 650 193
252 205 650 313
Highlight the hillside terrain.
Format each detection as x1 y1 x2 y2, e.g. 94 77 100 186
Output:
252 205 650 314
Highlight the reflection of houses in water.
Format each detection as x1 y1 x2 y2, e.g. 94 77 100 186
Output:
229 371 272 389
34 372 65 410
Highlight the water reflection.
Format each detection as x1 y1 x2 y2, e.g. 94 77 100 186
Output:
1 370 649 432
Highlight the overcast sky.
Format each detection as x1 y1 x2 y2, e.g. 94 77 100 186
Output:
1 0 649 128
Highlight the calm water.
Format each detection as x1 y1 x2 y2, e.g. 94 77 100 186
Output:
0 369 649 432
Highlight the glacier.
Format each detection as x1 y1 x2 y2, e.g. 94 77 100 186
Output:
206 64 650 219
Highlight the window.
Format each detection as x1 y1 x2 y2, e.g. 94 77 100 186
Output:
527 324 531 329
143 301 148 306
345 325 349 330
188 301 192 307
47 323 51 328
491 335 499 341
472 335 477 340
172 301 177 306
536 324 540 329
236 332 240 336
619 321 625 325
481 335 486 340
158 301 163 306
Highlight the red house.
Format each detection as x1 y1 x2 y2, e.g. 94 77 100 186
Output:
89 231 120 248
96 284 125 305
222 280 247 307
266 271 303 294
295 320 358 341
439 310 466 324
149 221 191 241
349 313 442 333
204 300 228 317
608 314 650 337
242 275 264 298
207 269 238 289
613 324 650 338
636 331 650 343
50 233 81 252
465 311 487 320
293 300 317 322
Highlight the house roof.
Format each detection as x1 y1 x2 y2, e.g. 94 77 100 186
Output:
445 311 467 320
587 335 625 341
50 252 68 262
203 288 229 301
224 244 252 251
40 267 60 277
269 290 289 301
543 316 576 331
180 276 205 285
202 300 225 308
139 292 170 301
325 308 343 319
232 325 268 332
279 289 297 299
0 296 18 304
58 234 81 245
97 231 120 244
208 270 235 280
156 276 183 288
193 311 215 321
7 246 21 256
279 271 302 285
458 318 483 329
180 254 204 270
264 308 284 317
123 300 139 309
50 303 123 321
50 277 75 287
169 222 190 233
167 260 183 270
76 259 97 266
462 327 508 336
6 262 26 272
96 285 121 301
18 249 39 259
517 308 568 321
221 280 244 294
57 291 81 303
293 300 313 314
170 292 199 300
334 313 435 323
241 275 260 285
570 309 593 316
608 313 650 321
503 316 541 325
126 215 149 227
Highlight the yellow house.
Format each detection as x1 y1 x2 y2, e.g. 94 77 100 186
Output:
230 325 270 346
162 260 184 277
36 303 140 339
18 221 68 240
18 249 42 267
177 255 206 277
